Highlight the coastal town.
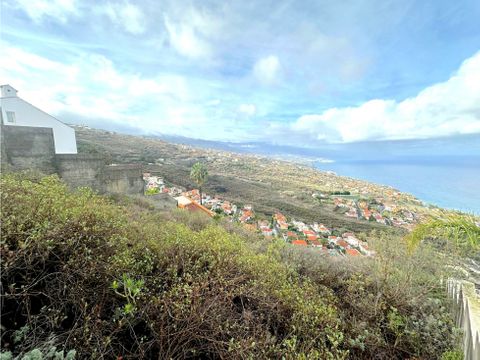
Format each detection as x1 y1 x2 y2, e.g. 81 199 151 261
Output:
142 172 427 257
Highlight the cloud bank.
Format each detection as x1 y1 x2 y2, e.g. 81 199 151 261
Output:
2 0 480 144
291 51 480 143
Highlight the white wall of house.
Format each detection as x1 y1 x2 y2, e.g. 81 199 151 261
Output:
0 85 77 154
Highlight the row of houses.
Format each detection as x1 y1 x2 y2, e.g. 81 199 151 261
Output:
143 173 373 257
271 212 373 257
333 196 419 230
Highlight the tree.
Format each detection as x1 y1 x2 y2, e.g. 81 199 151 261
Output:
190 162 208 205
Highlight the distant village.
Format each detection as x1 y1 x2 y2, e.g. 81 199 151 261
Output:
143 172 423 258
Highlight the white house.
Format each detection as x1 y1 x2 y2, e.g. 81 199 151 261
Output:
0 85 77 154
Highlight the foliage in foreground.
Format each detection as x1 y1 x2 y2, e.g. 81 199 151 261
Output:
405 212 480 255
0 174 460 359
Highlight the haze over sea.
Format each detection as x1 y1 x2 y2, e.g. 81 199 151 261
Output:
169 134 480 214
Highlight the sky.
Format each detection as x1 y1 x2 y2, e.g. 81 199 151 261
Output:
1 0 480 145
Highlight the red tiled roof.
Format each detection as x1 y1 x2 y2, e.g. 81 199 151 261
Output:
336 239 349 248
184 201 214 217
346 248 361 256
292 240 308 246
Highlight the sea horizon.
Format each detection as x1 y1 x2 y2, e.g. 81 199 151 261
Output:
167 133 480 214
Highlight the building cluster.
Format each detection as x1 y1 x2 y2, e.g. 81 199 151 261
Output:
143 173 373 257
270 214 373 257
331 196 420 230
143 174 183 197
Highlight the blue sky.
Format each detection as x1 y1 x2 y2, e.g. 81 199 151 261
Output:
1 0 480 144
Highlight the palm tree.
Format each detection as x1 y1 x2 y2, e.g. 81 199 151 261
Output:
190 162 208 205
405 212 480 253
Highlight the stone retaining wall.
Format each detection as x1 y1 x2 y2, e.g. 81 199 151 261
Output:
1 125 144 195
1 125 56 174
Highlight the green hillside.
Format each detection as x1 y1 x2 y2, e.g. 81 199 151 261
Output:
0 174 460 359
74 126 412 235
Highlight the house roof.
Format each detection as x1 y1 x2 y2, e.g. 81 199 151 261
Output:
175 195 192 206
346 248 361 256
184 201 214 217
336 239 349 248
292 240 308 246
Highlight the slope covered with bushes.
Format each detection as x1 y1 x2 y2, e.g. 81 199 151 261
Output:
0 174 460 359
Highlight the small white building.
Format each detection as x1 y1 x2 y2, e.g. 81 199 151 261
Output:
0 85 77 154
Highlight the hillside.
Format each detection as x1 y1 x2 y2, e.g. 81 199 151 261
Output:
0 174 461 359
74 126 429 235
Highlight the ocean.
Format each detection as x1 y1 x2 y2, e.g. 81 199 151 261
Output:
313 157 480 214
171 134 480 214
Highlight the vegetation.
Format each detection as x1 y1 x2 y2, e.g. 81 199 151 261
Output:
190 162 208 205
144 187 160 195
405 212 480 254
1 174 460 359
73 126 408 235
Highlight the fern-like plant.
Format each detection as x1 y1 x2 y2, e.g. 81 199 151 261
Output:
405 212 480 253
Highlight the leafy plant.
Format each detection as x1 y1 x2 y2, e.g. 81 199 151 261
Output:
112 274 144 315
406 212 480 253
0 173 460 359
144 187 160 195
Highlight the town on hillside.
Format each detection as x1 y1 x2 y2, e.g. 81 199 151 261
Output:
143 172 425 257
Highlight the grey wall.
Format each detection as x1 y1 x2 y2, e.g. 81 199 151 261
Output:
101 164 144 194
56 154 106 189
1 125 57 174
1 124 144 195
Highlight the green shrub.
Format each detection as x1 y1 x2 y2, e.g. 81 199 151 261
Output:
144 187 160 195
0 174 460 359
280 231 461 359
0 174 345 359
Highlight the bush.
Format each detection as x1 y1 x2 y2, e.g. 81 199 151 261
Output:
1 174 345 359
0 174 460 359
280 231 461 359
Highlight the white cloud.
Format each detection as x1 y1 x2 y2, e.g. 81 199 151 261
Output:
291 51 480 143
0 43 208 135
238 103 257 117
163 14 212 59
253 55 281 85
11 0 79 23
206 99 221 106
103 1 146 35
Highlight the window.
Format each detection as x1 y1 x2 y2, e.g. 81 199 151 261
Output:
6 111 16 123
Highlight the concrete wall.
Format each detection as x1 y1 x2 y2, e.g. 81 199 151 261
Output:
0 125 57 174
1 96 77 154
101 164 144 194
1 124 144 195
56 154 107 190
